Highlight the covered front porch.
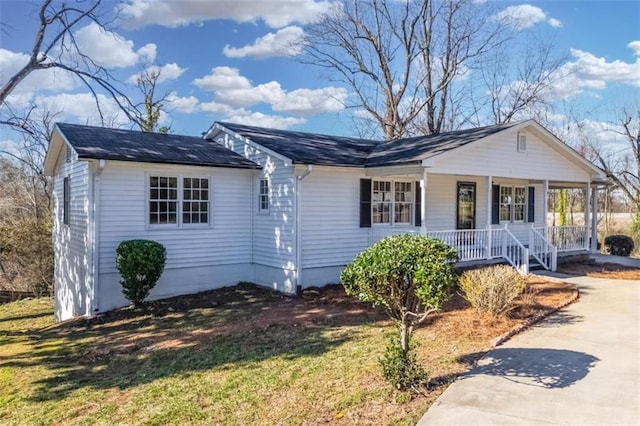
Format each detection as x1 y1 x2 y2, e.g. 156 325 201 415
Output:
364 168 601 274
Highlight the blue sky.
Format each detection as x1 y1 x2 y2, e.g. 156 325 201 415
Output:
0 0 639 145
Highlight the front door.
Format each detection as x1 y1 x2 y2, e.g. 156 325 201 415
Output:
457 182 476 230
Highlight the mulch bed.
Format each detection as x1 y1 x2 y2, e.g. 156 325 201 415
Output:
558 261 640 280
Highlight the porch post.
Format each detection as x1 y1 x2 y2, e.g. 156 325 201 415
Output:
585 182 591 251
591 184 598 253
421 169 427 235
543 180 549 229
486 175 492 259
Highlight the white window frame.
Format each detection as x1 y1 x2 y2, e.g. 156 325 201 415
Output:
517 132 527 152
499 184 527 223
258 178 270 214
146 173 211 229
63 176 70 226
372 179 413 226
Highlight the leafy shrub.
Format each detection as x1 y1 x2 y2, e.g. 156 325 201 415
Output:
458 265 527 317
379 333 427 391
603 234 635 257
341 234 457 391
116 239 166 306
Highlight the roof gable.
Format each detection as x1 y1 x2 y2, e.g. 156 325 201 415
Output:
48 123 260 171
366 122 518 167
215 122 379 167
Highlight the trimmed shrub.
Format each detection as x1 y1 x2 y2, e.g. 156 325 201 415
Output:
458 265 527 317
603 234 635 257
116 239 166 306
340 234 457 391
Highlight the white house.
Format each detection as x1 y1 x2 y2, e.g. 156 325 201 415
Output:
44 119 606 320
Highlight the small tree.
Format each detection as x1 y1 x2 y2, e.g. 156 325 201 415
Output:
116 240 166 307
340 234 457 389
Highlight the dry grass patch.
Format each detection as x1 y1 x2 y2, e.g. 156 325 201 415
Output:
0 277 576 425
558 262 640 280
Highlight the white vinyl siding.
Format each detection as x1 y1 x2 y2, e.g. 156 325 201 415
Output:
52 144 91 320
426 127 590 182
301 167 370 269
215 132 296 272
98 161 252 274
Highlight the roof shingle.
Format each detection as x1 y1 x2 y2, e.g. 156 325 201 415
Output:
217 121 519 167
56 123 260 169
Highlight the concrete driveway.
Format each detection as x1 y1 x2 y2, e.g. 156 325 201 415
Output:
418 273 639 425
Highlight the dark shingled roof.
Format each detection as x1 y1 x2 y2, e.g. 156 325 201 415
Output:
56 123 260 169
217 121 519 167
218 122 379 166
366 122 519 166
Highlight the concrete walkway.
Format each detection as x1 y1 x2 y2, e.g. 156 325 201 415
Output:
418 272 639 425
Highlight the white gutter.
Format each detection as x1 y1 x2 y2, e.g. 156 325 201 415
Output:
295 165 313 294
89 159 106 314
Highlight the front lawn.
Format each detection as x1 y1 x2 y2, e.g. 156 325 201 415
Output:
1 278 575 425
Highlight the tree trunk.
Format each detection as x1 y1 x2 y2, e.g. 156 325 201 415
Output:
399 321 410 354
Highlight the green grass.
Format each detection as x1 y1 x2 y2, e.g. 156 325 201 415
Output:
0 285 507 425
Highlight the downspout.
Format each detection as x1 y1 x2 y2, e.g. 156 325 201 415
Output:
90 159 105 313
295 165 313 295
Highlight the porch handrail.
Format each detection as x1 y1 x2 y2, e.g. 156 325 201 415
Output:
424 229 488 262
535 225 588 252
502 228 529 275
529 225 558 271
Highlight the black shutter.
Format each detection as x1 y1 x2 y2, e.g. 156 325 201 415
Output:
414 181 422 227
491 185 500 225
528 186 535 223
360 179 372 228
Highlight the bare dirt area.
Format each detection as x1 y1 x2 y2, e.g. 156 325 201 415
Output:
558 261 640 280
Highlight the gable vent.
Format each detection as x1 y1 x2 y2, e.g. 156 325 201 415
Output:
517 132 527 152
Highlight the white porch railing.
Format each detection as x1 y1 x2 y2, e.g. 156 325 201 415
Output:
367 225 588 275
501 228 530 275
529 226 557 271
536 225 589 252
424 229 489 261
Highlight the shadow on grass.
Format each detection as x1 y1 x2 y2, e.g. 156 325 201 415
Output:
460 347 599 388
0 283 386 402
0 311 52 325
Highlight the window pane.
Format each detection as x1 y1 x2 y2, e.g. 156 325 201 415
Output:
169 177 177 188
184 178 191 189
200 212 208 223
184 189 191 200
201 179 208 189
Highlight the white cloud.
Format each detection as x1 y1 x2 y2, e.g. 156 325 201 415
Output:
193 66 346 115
493 5 561 30
167 93 200 113
0 49 79 97
272 87 347 115
547 18 562 28
223 26 305 59
34 92 129 126
628 40 640 56
541 44 640 100
224 111 306 129
119 0 335 29
127 63 187 84
74 23 141 68
137 43 157 62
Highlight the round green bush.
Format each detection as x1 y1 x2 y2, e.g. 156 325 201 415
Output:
603 234 635 257
340 234 457 391
116 239 167 306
